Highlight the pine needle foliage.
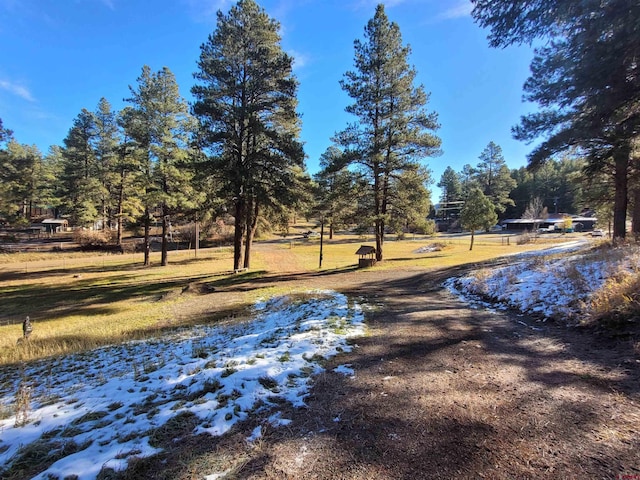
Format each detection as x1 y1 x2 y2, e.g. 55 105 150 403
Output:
335 4 441 261
192 0 305 271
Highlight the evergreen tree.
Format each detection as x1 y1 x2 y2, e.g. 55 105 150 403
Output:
61 109 102 227
126 65 198 266
192 0 305 270
42 146 65 219
459 164 479 200
437 166 462 204
0 121 10 219
475 141 516 216
313 146 360 239
582 166 615 225
386 166 432 237
0 118 12 145
460 187 497 251
114 107 145 245
507 156 585 218
472 0 640 239
0 141 46 224
269 164 313 238
93 98 120 231
437 166 463 222
506 166 531 219
335 4 441 261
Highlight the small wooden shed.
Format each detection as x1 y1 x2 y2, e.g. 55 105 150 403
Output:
355 245 377 268
42 218 68 234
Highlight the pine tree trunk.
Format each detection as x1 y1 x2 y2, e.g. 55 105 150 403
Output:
102 199 107 231
117 204 123 246
329 222 333 240
195 215 200 258
375 220 384 262
233 199 245 271
613 146 629 242
161 209 168 266
116 171 124 246
374 161 383 262
632 184 640 242
143 207 151 266
244 201 259 269
470 231 475 251
243 201 253 270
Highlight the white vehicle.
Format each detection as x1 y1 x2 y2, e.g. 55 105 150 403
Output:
591 228 604 237
536 225 555 234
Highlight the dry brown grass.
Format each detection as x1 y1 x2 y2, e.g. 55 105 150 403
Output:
583 244 640 326
590 267 640 326
0 232 577 366
0 248 241 365
73 229 114 246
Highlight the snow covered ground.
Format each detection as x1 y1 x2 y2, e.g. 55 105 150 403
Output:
0 291 365 480
446 241 639 322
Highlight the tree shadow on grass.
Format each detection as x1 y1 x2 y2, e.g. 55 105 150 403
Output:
0 274 215 325
202 265 360 292
1 302 256 370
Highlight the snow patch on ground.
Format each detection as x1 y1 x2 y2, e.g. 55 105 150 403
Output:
446 242 639 322
0 291 365 480
334 364 355 377
415 243 445 254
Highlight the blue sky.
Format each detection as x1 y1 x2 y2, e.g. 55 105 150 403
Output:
0 0 535 201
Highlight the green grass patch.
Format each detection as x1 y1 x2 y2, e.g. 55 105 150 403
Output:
278 351 291 363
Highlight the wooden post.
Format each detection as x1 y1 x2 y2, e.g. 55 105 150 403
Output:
319 217 324 268
195 213 199 258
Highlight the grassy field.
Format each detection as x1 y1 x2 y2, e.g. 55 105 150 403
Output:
0 231 589 366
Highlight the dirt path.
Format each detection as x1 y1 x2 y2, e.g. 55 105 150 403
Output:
130 266 640 479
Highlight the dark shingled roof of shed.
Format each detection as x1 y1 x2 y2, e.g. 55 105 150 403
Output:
355 245 376 255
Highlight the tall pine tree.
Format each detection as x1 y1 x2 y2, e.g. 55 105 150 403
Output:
472 0 640 239
335 4 441 261
61 109 102 227
93 98 120 231
0 141 47 224
114 107 145 246
192 0 304 270
125 65 198 266
475 141 516 216
438 166 462 205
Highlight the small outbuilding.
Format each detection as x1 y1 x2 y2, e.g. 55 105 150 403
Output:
355 245 377 268
41 218 69 234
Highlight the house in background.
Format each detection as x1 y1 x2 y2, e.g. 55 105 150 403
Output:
501 213 597 232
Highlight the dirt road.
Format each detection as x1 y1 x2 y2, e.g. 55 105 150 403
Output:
127 266 640 479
